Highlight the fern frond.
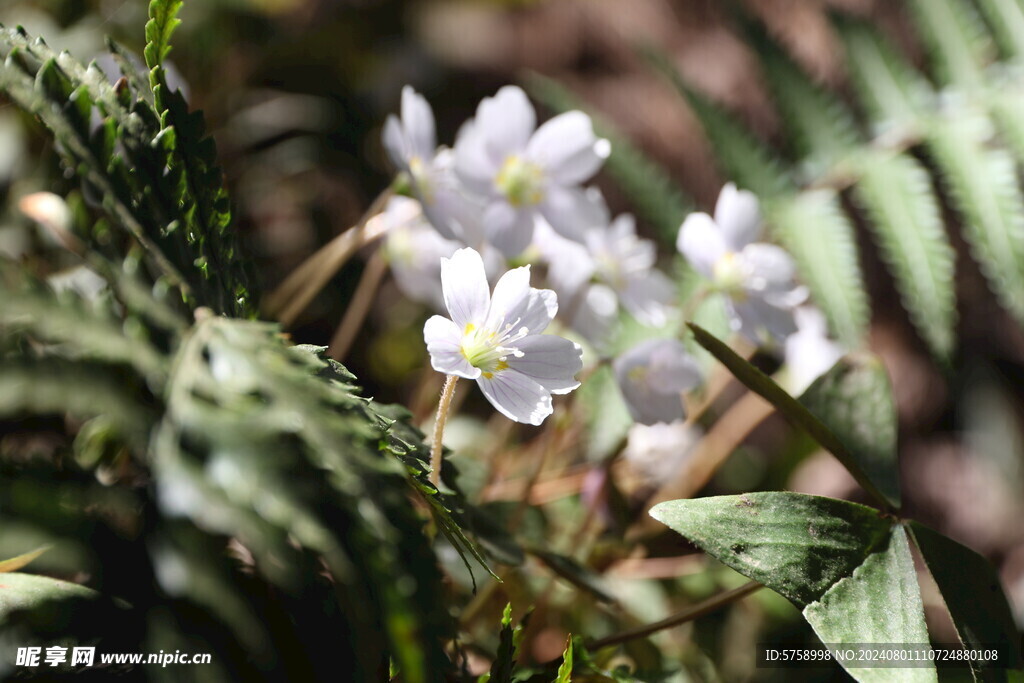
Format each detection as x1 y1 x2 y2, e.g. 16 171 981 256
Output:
761 50 861 181
927 118 1024 325
644 47 791 199
144 0 184 73
837 22 931 134
767 190 870 347
524 74 693 244
907 0 994 89
154 318 453 681
852 152 958 360
974 0 1024 58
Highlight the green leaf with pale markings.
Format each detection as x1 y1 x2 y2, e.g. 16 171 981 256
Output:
803 526 935 683
650 493 893 607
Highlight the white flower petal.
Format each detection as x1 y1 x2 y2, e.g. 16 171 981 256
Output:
485 264 533 328
477 370 553 425
382 115 408 170
785 307 844 394
739 243 798 294
484 201 535 257
613 339 700 425
400 86 436 160
714 182 762 250
454 123 501 192
539 185 607 243
475 86 536 161
646 339 703 394
731 298 799 345
424 315 480 379
526 111 609 184
506 335 583 394
441 248 490 328
677 212 728 279
568 283 618 346
619 270 676 328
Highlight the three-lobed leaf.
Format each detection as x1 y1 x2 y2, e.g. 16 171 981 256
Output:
650 492 893 607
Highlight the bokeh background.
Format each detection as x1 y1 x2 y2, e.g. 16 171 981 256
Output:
2 0 1023 679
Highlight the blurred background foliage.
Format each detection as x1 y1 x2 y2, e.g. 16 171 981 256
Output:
1 0 1023 680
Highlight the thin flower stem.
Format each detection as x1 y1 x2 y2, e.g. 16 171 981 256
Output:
263 185 394 325
327 248 389 361
585 581 762 651
429 375 459 488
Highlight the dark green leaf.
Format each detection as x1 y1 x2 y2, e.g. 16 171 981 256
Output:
650 492 893 607
687 323 896 508
909 521 1024 677
799 353 901 508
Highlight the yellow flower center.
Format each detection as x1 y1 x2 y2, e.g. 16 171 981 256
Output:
459 320 529 378
712 252 747 299
495 155 545 207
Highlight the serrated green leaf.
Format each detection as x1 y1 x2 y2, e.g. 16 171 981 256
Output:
975 0 1024 58
766 189 869 347
762 50 860 175
799 354 901 513
908 0 993 89
144 0 183 70
927 118 1024 326
524 74 693 245
837 21 931 132
489 603 530 683
650 492 893 607
687 324 896 508
554 636 573 683
803 526 935 683
909 522 1024 678
853 151 957 360
644 47 790 199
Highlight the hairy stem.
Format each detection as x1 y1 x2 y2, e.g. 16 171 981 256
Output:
430 375 459 488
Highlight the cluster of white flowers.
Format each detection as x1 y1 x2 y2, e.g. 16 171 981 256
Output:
381 85 841 427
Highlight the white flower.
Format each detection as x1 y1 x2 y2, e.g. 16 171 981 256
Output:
423 247 583 425
784 306 844 394
383 86 484 245
541 198 675 333
454 85 610 256
624 421 703 485
677 183 807 345
383 197 503 311
613 338 702 425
